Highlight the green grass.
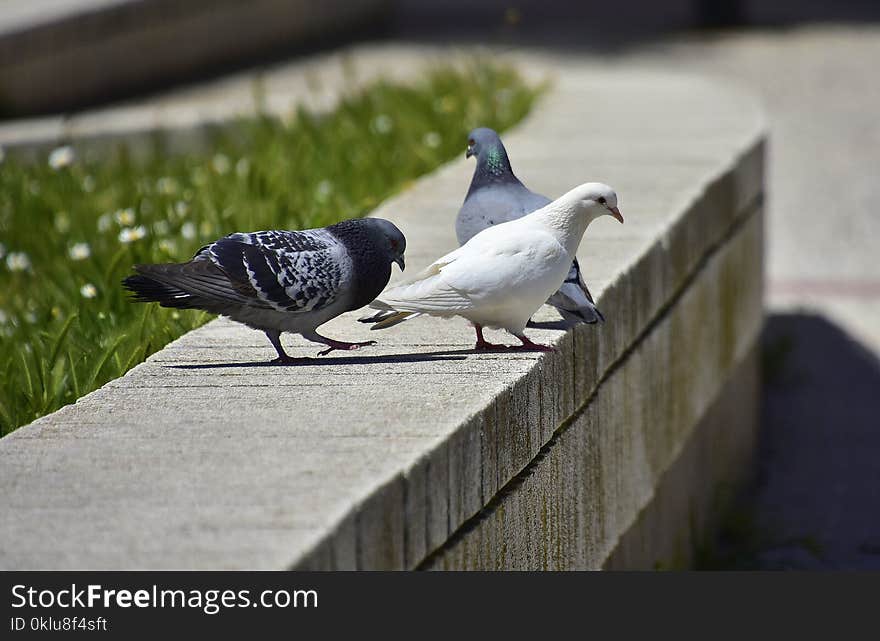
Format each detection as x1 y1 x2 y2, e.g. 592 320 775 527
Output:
0 63 541 435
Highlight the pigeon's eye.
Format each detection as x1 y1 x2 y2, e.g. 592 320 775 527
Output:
597 197 607 205
468 139 475 147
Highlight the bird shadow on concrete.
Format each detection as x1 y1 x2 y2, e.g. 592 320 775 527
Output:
703 312 880 569
166 342 567 369
168 350 471 369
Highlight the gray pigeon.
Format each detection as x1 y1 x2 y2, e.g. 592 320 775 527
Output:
456 127 605 325
123 218 406 363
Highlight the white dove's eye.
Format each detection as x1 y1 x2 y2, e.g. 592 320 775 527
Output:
597 197 607 204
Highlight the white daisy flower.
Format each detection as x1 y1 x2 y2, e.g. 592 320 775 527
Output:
235 158 250 178
80 283 97 299
372 114 393 134
6 252 31 271
174 201 189 218
48 145 75 169
158 239 178 254
118 225 147 243
423 131 442 148
54 211 71 233
68 243 91 260
114 208 136 226
156 176 178 195
212 154 231 175
180 222 196 240
97 213 112 232
315 179 333 201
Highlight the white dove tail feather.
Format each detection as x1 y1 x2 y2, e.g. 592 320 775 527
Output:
367 248 473 317
370 311 422 330
370 277 472 315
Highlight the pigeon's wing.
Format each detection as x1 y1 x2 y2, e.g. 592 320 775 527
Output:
374 226 564 315
546 258 605 324
520 188 553 212
371 246 472 314
203 229 347 313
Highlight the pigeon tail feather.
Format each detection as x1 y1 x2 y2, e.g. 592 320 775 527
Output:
122 273 201 309
122 261 253 313
545 259 605 324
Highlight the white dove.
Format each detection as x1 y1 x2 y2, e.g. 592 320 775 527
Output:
362 182 623 351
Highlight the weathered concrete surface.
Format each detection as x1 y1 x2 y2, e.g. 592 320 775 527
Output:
0 51 765 569
0 0 390 115
422 209 764 569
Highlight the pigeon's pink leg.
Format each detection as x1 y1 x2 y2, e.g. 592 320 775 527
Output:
473 324 508 351
265 330 312 364
308 331 376 356
512 334 557 352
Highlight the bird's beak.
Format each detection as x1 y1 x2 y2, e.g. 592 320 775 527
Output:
609 206 624 224
395 256 406 271
466 147 474 159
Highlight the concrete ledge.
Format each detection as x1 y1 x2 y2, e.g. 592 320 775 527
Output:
0 57 766 569
421 207 764 569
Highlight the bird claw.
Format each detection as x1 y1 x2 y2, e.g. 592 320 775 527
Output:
513 336 558 353
514 343 557 353
317 340 377 356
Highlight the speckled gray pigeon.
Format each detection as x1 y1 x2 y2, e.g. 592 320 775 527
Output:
456 127 605 325
123 218 406 363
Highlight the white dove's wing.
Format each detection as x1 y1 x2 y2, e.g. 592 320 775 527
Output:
371 249 472 313
374 224 567 315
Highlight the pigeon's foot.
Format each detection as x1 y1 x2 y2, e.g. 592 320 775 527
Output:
265 330 310 364
513 335 558 353
474 338 509 351
472 324 510 351
316 339 377 357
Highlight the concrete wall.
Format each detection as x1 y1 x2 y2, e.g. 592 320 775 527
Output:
0 49 766 570
421 209 764 569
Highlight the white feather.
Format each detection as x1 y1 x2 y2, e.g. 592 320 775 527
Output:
371 182 619 337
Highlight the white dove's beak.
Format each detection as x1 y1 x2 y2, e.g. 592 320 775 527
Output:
609 206 624 224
